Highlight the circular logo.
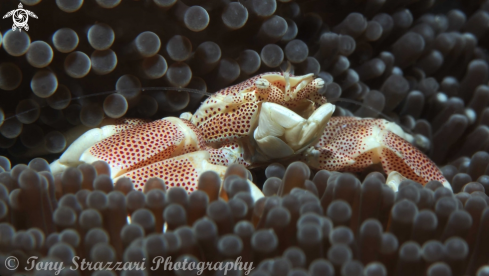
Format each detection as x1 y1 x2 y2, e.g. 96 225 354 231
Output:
13 9 28 26
5 256 19 270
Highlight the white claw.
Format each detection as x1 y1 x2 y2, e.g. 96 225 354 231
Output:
288 102 335 150
386 171 407 192
254 102 335 160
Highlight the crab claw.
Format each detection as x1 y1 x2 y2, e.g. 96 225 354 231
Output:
49 116 263 200
50 118 149 175
75 117 207 179
114 150 263 201
253 102 335 161
304 117 450 191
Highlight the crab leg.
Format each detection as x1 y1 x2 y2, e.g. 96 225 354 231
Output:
304 117 450 191
114 150 263 201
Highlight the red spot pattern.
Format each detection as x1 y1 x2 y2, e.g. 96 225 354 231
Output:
182 145 198 155
379 148 426 184
207 142 251 167
116 118 150 126
122 158 199 192
113 118 150 132
314 117 377 170
191 74 267 144
284 79 327 109
313 116 447 185
256 85 285 104
345 151 375 172
208 147 229 166
89 119 185 172
381 131 446 184
196 102 259 144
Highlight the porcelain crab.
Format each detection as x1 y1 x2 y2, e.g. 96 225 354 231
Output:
50 72 450 201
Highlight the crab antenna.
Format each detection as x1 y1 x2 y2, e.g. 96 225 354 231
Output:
2 86 213 122
140 87 213 96
2 85 411 137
